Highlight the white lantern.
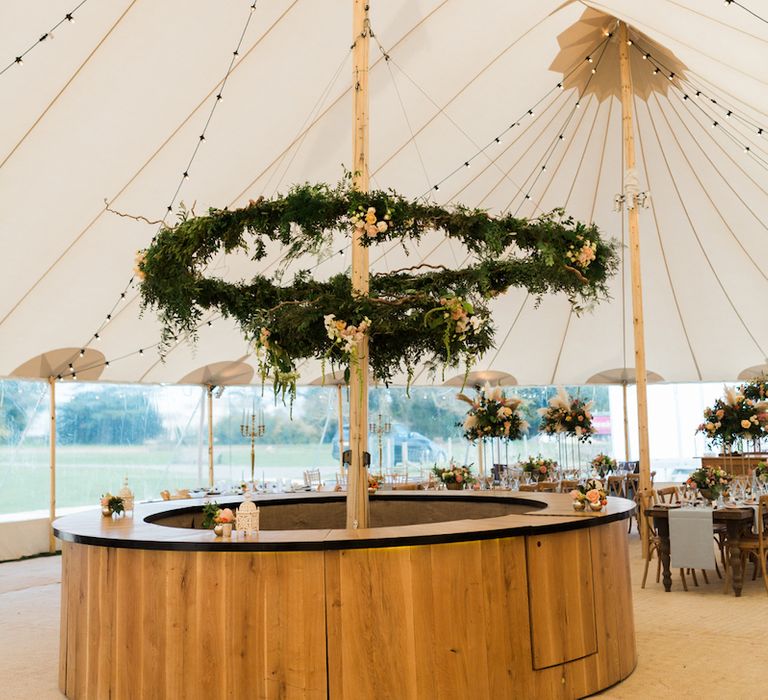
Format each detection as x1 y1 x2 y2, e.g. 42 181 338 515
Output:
235 495 260 537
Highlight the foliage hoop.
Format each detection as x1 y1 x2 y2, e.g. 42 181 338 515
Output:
138 180 618 396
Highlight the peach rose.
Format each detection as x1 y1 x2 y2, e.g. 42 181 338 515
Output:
569 490 581 499
586 489 600 503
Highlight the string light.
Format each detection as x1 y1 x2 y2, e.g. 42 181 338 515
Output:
58 315 220 380
723 1 768 25
630 40 768 165
71 1 261 374
0 1 89 77
420 32 612 198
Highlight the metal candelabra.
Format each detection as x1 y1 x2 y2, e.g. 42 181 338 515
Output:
240 406 265 484
369 413 391 479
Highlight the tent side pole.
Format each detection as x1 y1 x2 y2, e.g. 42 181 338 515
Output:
622 381 630 462
347 0 371 528
619 21 651 555
337 384 345 478
48 376 56 553
207 385 214 487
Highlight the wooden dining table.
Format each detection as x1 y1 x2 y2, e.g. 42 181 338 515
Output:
646 504 757 597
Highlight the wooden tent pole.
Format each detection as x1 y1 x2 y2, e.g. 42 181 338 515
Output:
619 21 651 555
48 376 56 553
346 0 371 528
207 385 214 487
622 381 630 462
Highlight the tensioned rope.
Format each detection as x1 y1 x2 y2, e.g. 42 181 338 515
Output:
628 40 768 163
650 90 768 282
639 90 767 359
547 97 614 385
587 0 768 88
724 0 768 25
633 96 702 380
662 85 768 204
504 34 613 217
0 1 293 335
45 2 265 379
228 0 451 208
0 1 137 170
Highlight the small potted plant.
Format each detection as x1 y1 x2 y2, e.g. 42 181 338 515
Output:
570 479 608 512
202 501 220 529
100 493 125 517
754 462 768 485
432 462 476 490
214 507 235 537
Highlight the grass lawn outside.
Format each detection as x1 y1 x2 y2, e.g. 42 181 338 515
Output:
0 443 340 515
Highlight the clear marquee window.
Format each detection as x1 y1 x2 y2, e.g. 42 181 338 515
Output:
0 378 727 516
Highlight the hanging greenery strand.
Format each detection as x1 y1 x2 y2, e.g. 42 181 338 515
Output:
138 180 618 395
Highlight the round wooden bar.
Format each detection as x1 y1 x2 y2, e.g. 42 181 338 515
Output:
54 492 637 699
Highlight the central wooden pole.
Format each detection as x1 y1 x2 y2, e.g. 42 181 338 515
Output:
346 0 371 528
618 22 652 554
48 376 57 553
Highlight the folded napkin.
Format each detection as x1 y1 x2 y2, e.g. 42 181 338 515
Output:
669 507 715 570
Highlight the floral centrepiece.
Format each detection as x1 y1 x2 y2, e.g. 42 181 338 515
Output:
100 493 124 516
432 462 476 489
755 462 768 484
518 456 558 482
137 180 618 400
571 479 608 512
591 453 617 477
457 382 528 442
696 385 768 449
538 388 595 442
686 466 732 500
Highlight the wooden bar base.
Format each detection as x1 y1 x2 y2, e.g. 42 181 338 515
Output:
56 494 637 699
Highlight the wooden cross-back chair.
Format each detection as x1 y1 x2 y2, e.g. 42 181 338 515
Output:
730 494 768 595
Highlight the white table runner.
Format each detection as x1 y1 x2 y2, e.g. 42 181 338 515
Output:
669 507 715 570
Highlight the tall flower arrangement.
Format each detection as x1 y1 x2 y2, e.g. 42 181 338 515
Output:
696 386 768 448
538 388 594 442
457 383 529 442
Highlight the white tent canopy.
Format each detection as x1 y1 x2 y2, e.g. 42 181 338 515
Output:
1 0 767 386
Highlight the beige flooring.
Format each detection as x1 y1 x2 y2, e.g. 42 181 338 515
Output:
0 536 766 699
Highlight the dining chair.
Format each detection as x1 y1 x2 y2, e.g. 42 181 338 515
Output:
607 475 625 498
732 494 768 595
519 483 538 492
626 475 640 532
558 479 579 493
656 486 679 503
303 469 322 489
536 481 558 492
638 489 662 589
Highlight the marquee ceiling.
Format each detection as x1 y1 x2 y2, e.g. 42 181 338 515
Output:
1 0 766 387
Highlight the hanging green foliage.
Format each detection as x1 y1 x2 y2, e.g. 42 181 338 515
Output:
138 180 618 396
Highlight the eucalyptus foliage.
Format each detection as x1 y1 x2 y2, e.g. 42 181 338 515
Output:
139 181 618 394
